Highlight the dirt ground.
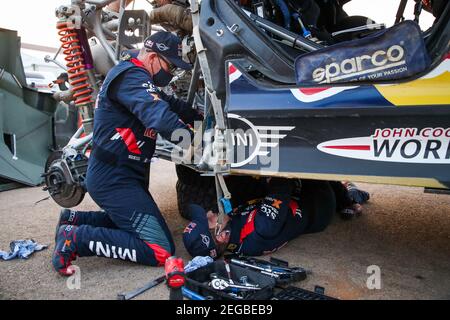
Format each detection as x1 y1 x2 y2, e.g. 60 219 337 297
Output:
0 159 449 300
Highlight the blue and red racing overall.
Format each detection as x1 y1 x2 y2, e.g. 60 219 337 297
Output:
53 36 200 274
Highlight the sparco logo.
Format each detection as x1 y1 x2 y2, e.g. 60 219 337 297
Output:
317 128 450 164
313 44 406 84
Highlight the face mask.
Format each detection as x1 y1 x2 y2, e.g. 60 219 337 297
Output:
152 58 174 87
152 69 173 87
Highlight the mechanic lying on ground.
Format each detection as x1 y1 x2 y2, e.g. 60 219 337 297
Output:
52 31 202 276
183 179 369 258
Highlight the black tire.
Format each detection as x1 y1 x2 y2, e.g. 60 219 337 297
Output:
176 165 217 220
301 180 336 234
175 165 268 220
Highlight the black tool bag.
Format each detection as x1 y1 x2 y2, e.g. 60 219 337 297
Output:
185 261 276 300
295 20 431 85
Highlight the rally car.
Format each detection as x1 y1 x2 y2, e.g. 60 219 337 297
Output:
42 0 450 215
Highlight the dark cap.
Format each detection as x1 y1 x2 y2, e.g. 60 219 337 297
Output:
182 204 218 259
143 31 192 70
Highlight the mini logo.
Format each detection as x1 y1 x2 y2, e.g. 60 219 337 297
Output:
227 114 295 168
156 43 170 52
201 234 211 247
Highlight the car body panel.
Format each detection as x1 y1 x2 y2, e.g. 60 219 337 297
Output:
225 55 450 189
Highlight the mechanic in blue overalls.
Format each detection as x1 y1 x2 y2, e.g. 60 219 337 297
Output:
183 178 369 258
52 32 201 276
183 178 335 258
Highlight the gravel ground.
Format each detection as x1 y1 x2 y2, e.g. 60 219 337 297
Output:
0 159 449 300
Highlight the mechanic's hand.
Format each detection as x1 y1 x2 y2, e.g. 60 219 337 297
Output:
187 110 204 127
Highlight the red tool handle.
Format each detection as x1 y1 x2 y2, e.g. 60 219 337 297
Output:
165 256 185 288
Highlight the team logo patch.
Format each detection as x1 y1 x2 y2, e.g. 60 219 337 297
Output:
318 127 450 164
201 234 211 247
144 40 154 48
156 43 170 52
184 222 196 234
260 201 279 220
142 82 158 94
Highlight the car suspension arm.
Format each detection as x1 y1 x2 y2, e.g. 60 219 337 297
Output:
190 0 232 228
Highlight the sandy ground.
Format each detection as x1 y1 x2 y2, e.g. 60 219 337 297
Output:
0 159 449 300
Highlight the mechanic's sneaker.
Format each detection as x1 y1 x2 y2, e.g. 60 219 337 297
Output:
54 209 77 242
53 225 78 276
344 182 370 204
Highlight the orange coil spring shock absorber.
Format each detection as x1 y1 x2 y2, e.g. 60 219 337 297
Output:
57 20 94 133
57 21 93 105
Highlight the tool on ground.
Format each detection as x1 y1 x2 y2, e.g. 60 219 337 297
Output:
182 287 208 300
165 256 185 300
210 278 261 291
117 275 165 300
209 272 261 291
229 256 308 284
271 286 338 300
223 260 234 284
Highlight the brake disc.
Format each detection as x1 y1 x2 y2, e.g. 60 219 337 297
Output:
43 151 86 208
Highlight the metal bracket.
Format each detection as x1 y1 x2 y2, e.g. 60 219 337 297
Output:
118 10 151 47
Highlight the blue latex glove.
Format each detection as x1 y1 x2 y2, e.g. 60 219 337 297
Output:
0 239 48 261
184 256 214 273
